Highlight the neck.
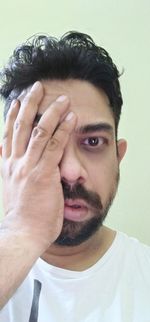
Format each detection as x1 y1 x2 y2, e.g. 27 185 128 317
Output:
41 226 116 271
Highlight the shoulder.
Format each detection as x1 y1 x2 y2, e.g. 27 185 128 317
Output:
118 231 150 250
117 231 150 270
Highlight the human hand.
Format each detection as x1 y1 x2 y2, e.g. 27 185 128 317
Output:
1 81 77 252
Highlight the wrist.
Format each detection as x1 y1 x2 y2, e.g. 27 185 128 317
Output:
0 214 51 256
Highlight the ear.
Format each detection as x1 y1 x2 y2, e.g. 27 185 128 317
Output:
117 139 127 164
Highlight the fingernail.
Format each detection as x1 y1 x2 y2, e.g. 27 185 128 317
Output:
65 111 75 121
11 99 18 107
56 95 68 102
18 89 27 102
21 89 27 95
31 81 41 92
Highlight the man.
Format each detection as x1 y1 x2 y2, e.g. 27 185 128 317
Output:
0 31 149 321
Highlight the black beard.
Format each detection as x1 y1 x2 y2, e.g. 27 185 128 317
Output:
54 173 119 247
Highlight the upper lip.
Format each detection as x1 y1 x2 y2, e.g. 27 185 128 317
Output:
64 199 88 208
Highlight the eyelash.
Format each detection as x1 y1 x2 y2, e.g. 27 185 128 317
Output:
81 137 108 149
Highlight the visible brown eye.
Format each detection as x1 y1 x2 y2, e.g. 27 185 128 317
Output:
82 137 105 147
87 137 99 146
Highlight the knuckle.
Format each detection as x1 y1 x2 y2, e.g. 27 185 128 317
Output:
2 157 28 180
2 129 9 141
32 126 49 139
15 164 28 180
2 158 15 178
46 137 60 151
7 160 15 177
15 169 24 180
14 118 27 130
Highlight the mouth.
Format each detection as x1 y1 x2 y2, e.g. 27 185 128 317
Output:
64 199 89 222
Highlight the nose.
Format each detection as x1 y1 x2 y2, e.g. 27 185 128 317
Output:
59 144 87 186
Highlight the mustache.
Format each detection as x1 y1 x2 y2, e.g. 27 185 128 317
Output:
62 181 102 210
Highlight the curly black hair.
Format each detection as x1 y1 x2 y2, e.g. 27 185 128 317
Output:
0 31 123 131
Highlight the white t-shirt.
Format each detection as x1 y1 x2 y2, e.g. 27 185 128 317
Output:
1 231 150 322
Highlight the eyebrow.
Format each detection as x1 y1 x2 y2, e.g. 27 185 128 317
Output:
34 115 114 136
75 122 114 135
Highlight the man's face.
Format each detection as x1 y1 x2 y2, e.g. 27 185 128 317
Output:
26 79 126 246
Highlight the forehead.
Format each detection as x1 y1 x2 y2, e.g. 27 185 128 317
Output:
21 79 115 130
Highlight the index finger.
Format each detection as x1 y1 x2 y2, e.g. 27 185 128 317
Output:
11 81 44 157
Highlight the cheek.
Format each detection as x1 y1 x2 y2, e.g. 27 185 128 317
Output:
86 153 119 200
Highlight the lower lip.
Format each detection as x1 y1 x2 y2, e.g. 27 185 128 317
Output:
64 205 89 222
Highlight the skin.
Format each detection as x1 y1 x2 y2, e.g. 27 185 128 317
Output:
36 79 127 269
0 79 127 307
